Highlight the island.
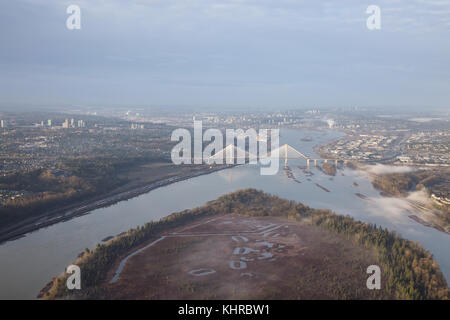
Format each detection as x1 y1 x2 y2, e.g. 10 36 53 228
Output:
41 189 449 300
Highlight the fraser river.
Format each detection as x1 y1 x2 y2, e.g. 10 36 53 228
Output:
0 128 448 299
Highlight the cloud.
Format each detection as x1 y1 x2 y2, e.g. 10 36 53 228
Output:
361 164 417 175
1 0 450 108
366 196 412 223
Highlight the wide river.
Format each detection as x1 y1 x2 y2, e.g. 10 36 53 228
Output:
1 128 449 299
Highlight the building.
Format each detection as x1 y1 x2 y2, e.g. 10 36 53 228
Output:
431 194 450 206
0 120 5 128
397 155 411 163
47 119 52 126
62 119 69 128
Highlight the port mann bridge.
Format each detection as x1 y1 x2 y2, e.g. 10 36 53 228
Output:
202 144 348 168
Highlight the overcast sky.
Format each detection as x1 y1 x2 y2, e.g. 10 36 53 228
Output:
0 0 449 110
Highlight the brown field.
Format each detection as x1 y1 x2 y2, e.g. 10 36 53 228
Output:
100 214 391 299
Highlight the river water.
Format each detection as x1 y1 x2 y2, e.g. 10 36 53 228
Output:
0 128 449 299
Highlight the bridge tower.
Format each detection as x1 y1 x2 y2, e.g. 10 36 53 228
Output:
284 144 288 168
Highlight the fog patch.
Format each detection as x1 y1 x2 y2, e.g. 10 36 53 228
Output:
407 189 430 204
365 197 412 224
408 118 440 123
362 164 416 175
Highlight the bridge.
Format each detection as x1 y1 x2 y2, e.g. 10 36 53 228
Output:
270 144 346 168
205 143 346 168
205 144 257 164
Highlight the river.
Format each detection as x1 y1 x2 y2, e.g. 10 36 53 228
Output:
0 128 449 299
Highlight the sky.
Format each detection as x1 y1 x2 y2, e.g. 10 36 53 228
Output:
0 0 449 110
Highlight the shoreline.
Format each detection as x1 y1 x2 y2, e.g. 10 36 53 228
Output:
311 130 449 235
0 165 234 244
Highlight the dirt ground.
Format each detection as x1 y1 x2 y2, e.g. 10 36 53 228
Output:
103 214 391 299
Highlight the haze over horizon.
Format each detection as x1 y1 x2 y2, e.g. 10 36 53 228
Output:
1 0 450 110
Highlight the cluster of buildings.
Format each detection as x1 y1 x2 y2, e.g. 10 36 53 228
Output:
62 118 86 128
186 112 312 128
0 190 34 206
320 134 399 162
3 118 87 130
431 193 450 206
35 120 53 127
319 118 449 166
130 123 145 129
402 131 450 165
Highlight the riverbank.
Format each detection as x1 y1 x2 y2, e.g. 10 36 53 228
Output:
313 131 450 235
0 164 233 244
358 165 450 235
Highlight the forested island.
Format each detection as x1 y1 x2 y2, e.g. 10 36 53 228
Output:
322 163 337 176
42 189 449 300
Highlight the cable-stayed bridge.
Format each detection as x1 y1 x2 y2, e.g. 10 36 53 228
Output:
206 144 257 164
204 143 346 168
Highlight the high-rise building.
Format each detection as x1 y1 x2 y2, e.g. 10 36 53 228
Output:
62 119 69 128
0 120 5 128
70 118 75 128
47 119 52 126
